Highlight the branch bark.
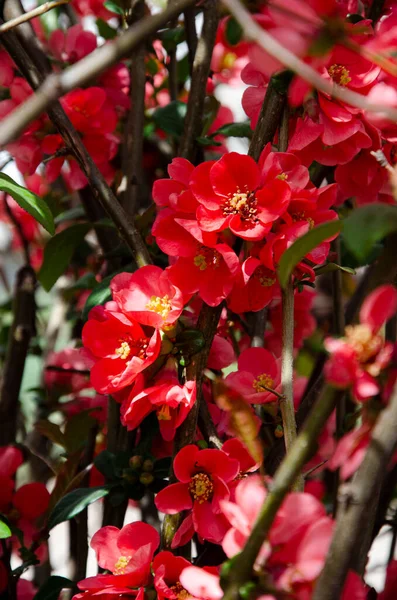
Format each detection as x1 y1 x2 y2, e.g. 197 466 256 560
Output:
0 0 68 33
0 266 36 445
313 382 397 600
178 0 219 161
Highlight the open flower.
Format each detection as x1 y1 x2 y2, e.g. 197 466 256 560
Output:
155 445 239 546
111 266 186 328
82 305 161 394
190 152 291 241
153 551 192 600
76 522 159 593
225 347 281 404
325 285 397 401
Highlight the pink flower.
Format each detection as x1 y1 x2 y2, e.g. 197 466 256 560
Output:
227 257 279 314
110 266 186 328
225 347 281 404
180 567 223 600
77 522 159 591
325 285 397 401
328 424 371 480
155 444 239 546
152 551 192 600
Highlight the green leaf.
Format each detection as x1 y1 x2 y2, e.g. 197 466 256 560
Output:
48 486 111 530
0 519 12 539
152 101 187 137
54 206 85 225
35 420 67 449
314 263 356 276
81 266 134 320
210 122 252 139
277 220 343 289
103 0 124 14
159 27 185 51
33 576 73 600
96 18 117 39
64 410 96 454
225 17 243 46
0 173 55 235
196 137 222 147
38 223 92 291
343 204 397 262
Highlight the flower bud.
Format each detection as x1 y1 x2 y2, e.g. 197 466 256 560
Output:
140 472 154 486
129 455 143 469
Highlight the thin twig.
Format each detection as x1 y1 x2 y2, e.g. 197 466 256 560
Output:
313 382 397 600
0 0 198 147
120 0 146 216
178 0 219 161
221 0 397 121
0 266 36 445
0 0 68 33
221 385 340 600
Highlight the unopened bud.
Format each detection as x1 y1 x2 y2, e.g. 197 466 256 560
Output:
129 455 143 469
197 440 208 450
140 473 154 486
142 459 154 472
274 425 284 439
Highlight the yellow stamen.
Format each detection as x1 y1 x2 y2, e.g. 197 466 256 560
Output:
328 64 351 86
188 473 214 503
115 341 131 360
146 294 172 319
253 373 274 393
345 324 382 363
157 404 172 421
114 555 130 574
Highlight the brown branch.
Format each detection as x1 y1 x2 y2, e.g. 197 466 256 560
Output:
198 396 222 449
313 382 397 600
3 196 30 265
221 385 340 600
248 77 286 162
0 266 36 445
221 0 397 122
178 0 219 161
120 0 147 216
184 6 198 73
1 29 151 268
0 0 198 147
0 0 68 33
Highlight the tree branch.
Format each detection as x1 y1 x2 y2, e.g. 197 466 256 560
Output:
0 266 36 445
0 0 68 33
221 385 340 600
178 0 219 161
0 0 198 147
313 382 397 600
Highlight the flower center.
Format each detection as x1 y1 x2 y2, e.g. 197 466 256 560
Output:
253 265 276 287
157 404 172 421
146 294 172 319
292 212 315 229
193 245 221 271
222 189 258 222
115 341 131 360
188 472 214 503
222 51 237 71
114 555 130 574
328 64 351 86
115 338 148 360
253 373 274 393
170 582 190 599
344 324 382 363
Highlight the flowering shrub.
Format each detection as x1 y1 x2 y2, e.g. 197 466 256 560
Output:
0 0 397 599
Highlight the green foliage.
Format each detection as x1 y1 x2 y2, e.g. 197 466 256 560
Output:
152 101 187 137
103 0 124 15
48 486 111 530
209 122 252 139
33 576 73 600
96 18 118 39
0 519 12 539
0 173 55 235
277 220 343 289
225 17 243 46
38 223 92 291
343 204 397 262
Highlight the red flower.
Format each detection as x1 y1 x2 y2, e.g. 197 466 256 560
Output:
152 551 192 600
49 24 97 63
82 306 161 394
325 285 397 401
155 444 239 546
110 266 186 328
0 446 23 512
328 424 371 481
190 153 291 241
119 361 196 441
227 257 279 314
225 347 281 404
180 567 223 600
77 522 159 591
